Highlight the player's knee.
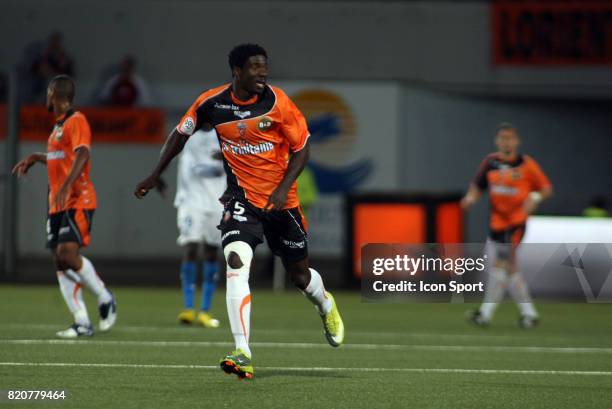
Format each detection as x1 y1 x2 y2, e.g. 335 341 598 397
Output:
227 252 242 269
56 247 79 270
223 241 253 271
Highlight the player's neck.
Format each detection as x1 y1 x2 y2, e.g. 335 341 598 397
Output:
231 82 255 102
498 151 518 162
54 103 72 119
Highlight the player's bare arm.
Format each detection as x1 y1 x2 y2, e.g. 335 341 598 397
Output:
460 183 483 210
134 128 188 198
264 142 310 211
12 152 48 177
54 147 90 210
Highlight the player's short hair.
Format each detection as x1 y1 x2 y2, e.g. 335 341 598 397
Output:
49 75 75 102
228 43 268 70
496 122 518 134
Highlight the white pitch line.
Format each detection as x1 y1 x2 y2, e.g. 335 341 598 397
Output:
2 339 612 354
0 362 611 377
0 322 565 341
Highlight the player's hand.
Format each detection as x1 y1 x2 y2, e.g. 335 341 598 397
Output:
523 196 538 215
12 156 36 177
54 184 71 211
523 191 544 215
264 186 289 211
134 173 162 199
460 195 475 210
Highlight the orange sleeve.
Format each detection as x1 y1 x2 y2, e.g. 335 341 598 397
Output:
176 93 207 136
279 91 310 152
70 114 92 151
526 157 551 191
176 86 228 136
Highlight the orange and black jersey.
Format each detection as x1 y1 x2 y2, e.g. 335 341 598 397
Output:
47 109 97 214
176 84 310 210
473 153 551 231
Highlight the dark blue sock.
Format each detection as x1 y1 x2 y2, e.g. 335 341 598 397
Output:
180 262 197 309
201 261 219 311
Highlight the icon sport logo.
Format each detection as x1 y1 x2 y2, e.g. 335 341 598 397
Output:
292 89 373 193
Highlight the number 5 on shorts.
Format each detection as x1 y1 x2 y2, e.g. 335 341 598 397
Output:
233 201 247 222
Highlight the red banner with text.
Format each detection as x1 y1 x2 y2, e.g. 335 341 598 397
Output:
492 1 612 65
0 105 165 143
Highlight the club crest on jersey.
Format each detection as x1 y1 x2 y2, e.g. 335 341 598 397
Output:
237 121 247 137
258 117 273 131
511 170 521 180
52 125 63 141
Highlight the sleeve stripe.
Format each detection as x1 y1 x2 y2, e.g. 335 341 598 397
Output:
175 125 190 136
291 133 311 153
73 144 91 152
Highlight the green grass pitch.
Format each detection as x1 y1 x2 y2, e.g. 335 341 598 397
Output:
1 285 611 408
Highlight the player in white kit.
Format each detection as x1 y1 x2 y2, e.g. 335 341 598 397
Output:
175 128 226 327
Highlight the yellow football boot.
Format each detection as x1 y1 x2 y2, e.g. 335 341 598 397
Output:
178 309 196 324
196 311 220 328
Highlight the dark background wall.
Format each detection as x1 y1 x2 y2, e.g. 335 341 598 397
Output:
2 0 612 97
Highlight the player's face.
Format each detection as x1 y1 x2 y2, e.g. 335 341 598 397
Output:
237 55 268 95
495 129 520 156
46 86 55 113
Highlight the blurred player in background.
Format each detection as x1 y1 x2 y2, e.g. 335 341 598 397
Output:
582 195 609 218
135 43 344 380
461 123 552 328
175 128 225 328
12 75 116 338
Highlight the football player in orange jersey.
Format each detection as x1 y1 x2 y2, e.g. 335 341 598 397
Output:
13 75 116 338
134 44 344 379
461 123 552 328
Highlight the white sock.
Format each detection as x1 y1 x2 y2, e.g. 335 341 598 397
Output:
508 273 538 318
224 242 253 358
57 270 91 326
76 256 112 305
479 267 508 321
302 268 332 315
